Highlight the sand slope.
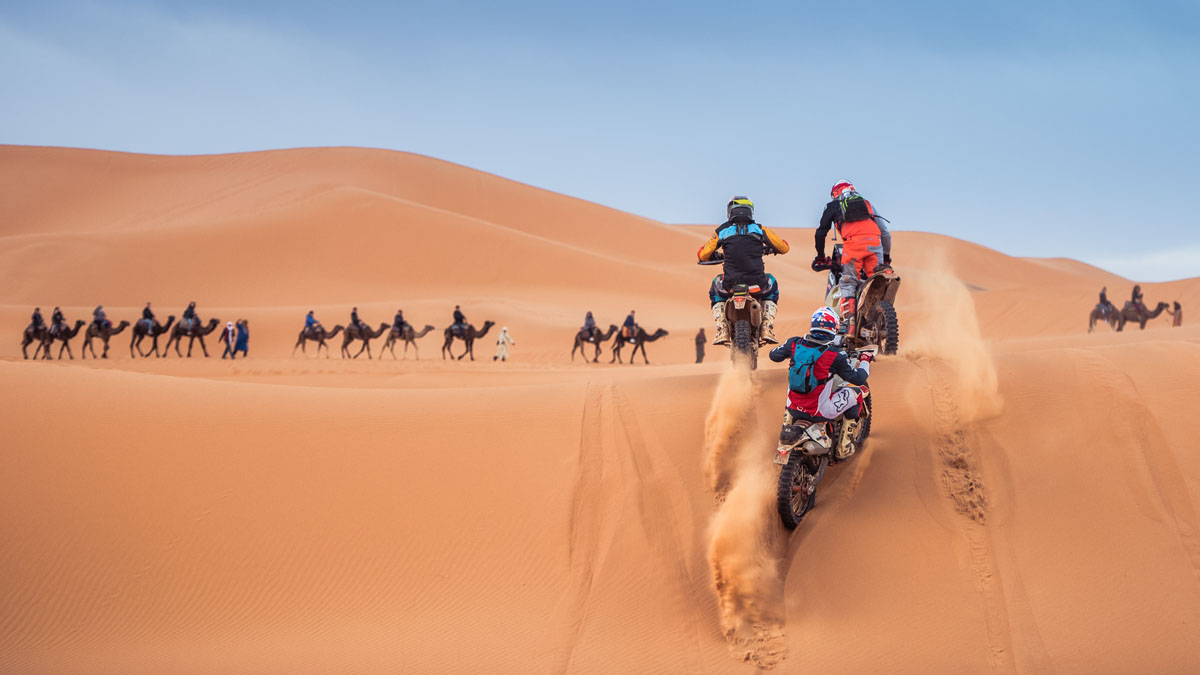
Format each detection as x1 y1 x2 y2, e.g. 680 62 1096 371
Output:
2 146 1199 674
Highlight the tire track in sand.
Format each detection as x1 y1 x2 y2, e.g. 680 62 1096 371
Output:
922 359 1014 671
546 383 710 674
1079 351 1200 588
545 382 621 674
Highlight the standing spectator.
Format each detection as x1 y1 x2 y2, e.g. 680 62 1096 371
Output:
695 328 706 363
220 321 236 359
494 326 515 362
235 319 250 357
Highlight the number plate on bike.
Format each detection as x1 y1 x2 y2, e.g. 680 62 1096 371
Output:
774 448 791 465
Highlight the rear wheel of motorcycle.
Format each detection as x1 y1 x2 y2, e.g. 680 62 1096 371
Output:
732 319 757 370
870 300 899 355
777 453 816 530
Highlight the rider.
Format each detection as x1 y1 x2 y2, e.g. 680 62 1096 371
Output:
181 301 197 331
141 302 156 330
351 307 366 334
813 181 892 337
92 305 109 332
582 311 597 337
305 310 323 334
452 305 467 335
1098 287 1115 318
31 307 45 334
393 308 408 334
1131 285 1146 314
698 196 790 345
622 310 638 342
769 306 873 458
50 306 65 337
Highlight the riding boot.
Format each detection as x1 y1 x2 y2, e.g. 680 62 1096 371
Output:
836 416 860 461
838 297 857 337
711 304 729 345
761 300 780 344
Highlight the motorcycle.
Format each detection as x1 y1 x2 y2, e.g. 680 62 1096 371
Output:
814 244 901 355
774 346 875 529
698 247 779 370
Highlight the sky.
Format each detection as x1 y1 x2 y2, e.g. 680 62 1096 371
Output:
2 0 1198 280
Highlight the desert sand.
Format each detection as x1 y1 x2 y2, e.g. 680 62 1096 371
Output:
2 146 1198 674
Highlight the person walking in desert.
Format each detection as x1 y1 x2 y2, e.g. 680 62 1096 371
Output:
494 326 515 362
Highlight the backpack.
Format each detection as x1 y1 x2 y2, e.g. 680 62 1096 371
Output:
838 195 872 222
788 341 827 394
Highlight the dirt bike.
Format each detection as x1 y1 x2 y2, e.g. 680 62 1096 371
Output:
698 248 779 370
774 346 875 529
816 244 901 355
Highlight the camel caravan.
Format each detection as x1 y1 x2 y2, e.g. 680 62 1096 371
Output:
1088 285 1183 332
19 286 1181 364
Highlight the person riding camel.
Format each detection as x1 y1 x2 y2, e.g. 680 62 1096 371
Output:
698 196 790 345
813 181 892 337
1098 287 1116 319
92 305 109 332
30 307 46 335
622 310 638 342
393 309 408 334
181 301 197 332
582 311 597 337
452 305 467 336
141 302 156 331
304 310 323 336
351 307 366 334
1131 285 1147 314
50 306 65 337
769 306 873 457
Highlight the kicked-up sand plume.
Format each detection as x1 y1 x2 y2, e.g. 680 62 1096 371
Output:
2 146 1200 673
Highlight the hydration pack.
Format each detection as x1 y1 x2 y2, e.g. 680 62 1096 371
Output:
788 342 827 394
839 195 872 222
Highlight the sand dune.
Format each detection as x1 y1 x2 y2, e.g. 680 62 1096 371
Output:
2 146 1199 673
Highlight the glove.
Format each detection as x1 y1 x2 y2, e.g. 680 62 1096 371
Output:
811 256 831 272
858 351 874 364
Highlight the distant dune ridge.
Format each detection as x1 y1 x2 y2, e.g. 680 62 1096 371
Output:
2 146 1199 673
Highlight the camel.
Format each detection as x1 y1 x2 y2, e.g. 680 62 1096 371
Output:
293 324 345 358
165 317 220 357
571 324 619 363
380 324 436 360
82 320 130 359
43 320 87 360
1117 301 1169 332
21 324 48 360
1088 302 1120 333
442 320 495 361
130 315 175 358
610 327 669 365
340 322 389 359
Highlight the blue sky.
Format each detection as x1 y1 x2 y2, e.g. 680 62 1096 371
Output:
3 0 1198 280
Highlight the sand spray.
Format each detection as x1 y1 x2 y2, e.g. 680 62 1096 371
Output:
704 363 789 669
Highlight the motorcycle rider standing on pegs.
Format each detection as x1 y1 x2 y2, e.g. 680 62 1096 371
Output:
769 306 873 456
812 180 892 337
697 196 790 345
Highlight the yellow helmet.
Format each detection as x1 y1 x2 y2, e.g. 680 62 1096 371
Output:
726 195 754 220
